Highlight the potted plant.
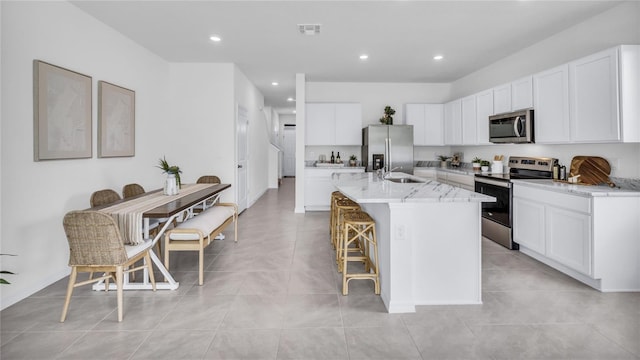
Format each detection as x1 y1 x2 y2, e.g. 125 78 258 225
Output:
437 155 450 168
157 157 182 195
349 154 358 167
480 160 491 172
379 105 396 125
472 157 482 170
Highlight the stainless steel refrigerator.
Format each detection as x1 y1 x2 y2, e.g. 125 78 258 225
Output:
362 125 414 174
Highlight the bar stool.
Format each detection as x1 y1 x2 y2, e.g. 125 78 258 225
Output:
333 199 360 263
341 211 380 295
330 191 349 248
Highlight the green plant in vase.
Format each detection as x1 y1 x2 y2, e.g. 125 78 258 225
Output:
157 157 182 189
379 106 396 125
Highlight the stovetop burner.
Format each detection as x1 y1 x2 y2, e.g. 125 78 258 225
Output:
475 156 558 182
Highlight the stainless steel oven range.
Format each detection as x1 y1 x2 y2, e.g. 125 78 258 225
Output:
474 156 557 249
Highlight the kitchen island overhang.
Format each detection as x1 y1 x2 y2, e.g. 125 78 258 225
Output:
332 172 496 313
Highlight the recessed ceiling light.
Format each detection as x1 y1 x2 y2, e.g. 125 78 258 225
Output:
293 110 297 114
360 54 369 60
209 35 222 42
433 55 444 60
272 82 279 86
287 97 295 102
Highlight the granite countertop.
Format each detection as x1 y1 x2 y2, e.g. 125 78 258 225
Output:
414 166 495 177
512 179 640 197
332 172 496 204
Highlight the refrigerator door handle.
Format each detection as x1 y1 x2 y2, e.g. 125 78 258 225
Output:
387 137 392 171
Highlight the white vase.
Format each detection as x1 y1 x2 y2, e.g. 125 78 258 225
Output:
164 173 179 195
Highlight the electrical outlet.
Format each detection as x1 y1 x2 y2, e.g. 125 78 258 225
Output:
609 158 620 170
396 225 405 240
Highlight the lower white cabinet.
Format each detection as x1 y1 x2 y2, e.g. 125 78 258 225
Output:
304 168 364 211
513 183 640 291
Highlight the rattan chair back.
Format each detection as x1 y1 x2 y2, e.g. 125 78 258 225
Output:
63 211 128 265
122 183 145 199
196 175 221 184
90 189 121 207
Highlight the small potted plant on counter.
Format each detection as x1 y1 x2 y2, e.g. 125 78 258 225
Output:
472 157 482 170
437 155 450 168
480 160 491 172
349 154 358 167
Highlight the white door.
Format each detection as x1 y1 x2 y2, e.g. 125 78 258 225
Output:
236 104 248 213
283 126 296 177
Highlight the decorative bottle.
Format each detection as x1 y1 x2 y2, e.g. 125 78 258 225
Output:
336 152 341 163
330 151 335 164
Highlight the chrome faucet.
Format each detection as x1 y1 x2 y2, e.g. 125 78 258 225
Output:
379 166 402 180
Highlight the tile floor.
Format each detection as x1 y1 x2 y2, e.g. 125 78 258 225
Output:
1 177 639 359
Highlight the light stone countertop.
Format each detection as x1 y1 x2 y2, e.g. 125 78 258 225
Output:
332 172 496 204
512 179 640 197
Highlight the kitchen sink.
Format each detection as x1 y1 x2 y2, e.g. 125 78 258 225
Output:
386 177 424 184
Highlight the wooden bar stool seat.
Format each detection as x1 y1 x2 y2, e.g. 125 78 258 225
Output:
330 191 349 248
333 199 360 263
341 211 380 295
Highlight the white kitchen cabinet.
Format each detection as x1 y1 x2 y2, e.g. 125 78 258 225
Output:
546 206 592 276
405 104 444 146
569 47 620 142
492 83 511 115
512 197 546 254
306 103 334 146
413 168 436 181
305 103 361 146
475 90 493 145
511 76 533 111
335 103 362 145
533 64 570 143
434 171 474 191
461 95 477 145
304 168 364 211
513 182 640 291
444 99 462 145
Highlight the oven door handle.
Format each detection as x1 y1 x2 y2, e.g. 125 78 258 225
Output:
475 177 512 188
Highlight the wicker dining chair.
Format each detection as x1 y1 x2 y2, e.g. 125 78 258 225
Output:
196 175 221 184
61 210 156 322
194 175 222 213
122 183 145 199
90 189 121 207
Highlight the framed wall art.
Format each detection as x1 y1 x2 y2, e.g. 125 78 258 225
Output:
33 60 92 161
98 81 135 158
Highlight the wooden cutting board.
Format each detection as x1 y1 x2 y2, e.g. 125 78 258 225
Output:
570 156 615 187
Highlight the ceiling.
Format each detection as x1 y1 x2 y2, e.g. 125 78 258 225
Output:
71 0 622 113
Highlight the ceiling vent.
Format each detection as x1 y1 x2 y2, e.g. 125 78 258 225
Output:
298 24 321 36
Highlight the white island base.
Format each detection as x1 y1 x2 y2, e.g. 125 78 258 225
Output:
360 201 483 313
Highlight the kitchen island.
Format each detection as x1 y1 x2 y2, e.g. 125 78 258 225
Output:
332 172 495 313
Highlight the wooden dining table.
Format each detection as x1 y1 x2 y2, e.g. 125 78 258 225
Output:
91 183 231 291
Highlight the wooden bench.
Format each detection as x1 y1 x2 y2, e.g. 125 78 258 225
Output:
163 202 237 285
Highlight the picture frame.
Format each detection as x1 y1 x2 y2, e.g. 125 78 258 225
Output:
98 81 135 158
33 60 92 161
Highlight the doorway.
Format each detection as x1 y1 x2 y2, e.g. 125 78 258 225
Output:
283 125 296 177
236 104 248 213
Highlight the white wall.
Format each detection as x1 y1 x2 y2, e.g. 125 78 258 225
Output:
1 1 171 309
168 63 236 203
234 66 268 206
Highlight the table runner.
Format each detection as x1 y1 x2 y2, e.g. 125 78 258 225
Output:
100 183 214 245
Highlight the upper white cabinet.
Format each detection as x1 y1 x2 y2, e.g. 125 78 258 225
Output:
405 104 444 146
334 104 362 145
570 47 620 142
444 99 462 145
511 76 533 111
533 64 570 143
306 103 362 145
475 90 493 144
492 83 511 115
461 95 477 145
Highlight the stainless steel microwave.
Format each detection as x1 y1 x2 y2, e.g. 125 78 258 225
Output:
489 109 534 144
